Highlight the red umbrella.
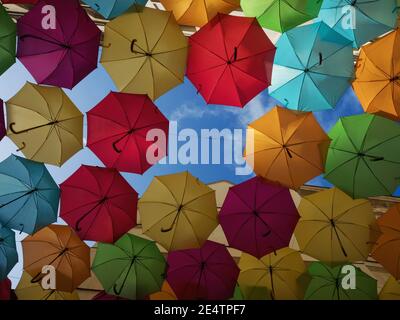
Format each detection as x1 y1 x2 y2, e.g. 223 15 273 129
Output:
60 165 138 243
166 241 239 300
87 92 169 174
2 1 37 3
186 13 276 107
0 278 12 300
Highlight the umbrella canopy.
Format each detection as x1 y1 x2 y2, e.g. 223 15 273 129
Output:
2 0 38 3
0 227 18 280
231 284 244 300
325 114 400 199
353 29 400 121
269 22 354 111
304 262 378 300
187 13 276 107
15 272 80 300
245 106 330 189
295 188 379 265
17 0 101 89
0 4 16 76
371 204 400 279
379 276 400 300
60 165 138 243
166 241 239 300
238 248 308 300
87 92 169 174
219 176 299 258
0 155 59 234
148 281 177 300
92 233 166 300
22 225 91 292
138 171 218 251
160 0 240 27
101 7 188 100
241 0 323 33
91 291 128 300
82 0 148 19
0 278 12 300
6 83 83 166
319 0 398 49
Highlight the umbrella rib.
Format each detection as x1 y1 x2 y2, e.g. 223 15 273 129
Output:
189 37 226 62
149 12 175 53
183 207 216 222
136 11 150 52
336 226 368 259
364 133 400 155
151 53 186 83
228 188 253 211
361 157 393 194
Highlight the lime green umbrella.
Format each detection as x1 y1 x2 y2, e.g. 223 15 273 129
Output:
305 262 378 300
92 233 166 300
0 4 16 75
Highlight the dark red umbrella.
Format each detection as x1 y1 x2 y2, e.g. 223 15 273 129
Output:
0 278 12 300
92 291 128 300
186 13 276 107
17 0 101 89
2 0 37 3
60 165 138 243
166 241 239 300
219 176 300 258
0 99 5 141
87 92 169 174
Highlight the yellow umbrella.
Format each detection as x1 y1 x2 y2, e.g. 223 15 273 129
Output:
101 7 188 100
379 276 400 300
237 247 309 300
160 0 240 27
294 188 379 265
148 281 177 300
138 171 218 251
6 82 83 166
15 272 80 300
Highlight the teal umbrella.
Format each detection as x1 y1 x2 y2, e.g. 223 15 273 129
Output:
0 4 16 76
0 226 18 280
269 21 354 111
0 155 59 234
82 0 147 19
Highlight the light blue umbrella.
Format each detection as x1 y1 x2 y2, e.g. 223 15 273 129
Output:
318 0 398 48
0 155 59 234
269 21 354 111
0 226 18 280
82 0 148 19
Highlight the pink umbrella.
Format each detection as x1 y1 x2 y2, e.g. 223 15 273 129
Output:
17 0 101 89
0 99 5 141
0 278 12 300
166 241 239 300
219 176 300 258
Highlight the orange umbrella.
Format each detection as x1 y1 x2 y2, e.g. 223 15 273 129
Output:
22 225 91 292
353 29 400 121
148 281 177 300
245 106 330 189
372 204 400 279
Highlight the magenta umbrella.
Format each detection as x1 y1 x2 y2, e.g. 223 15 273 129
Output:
219 176 300 258
166 241 239 300
0 99 5 141
17 0 101 89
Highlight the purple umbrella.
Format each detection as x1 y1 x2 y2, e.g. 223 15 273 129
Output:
17 0 101 89
0 99 5 140
166 241 239 300
219 176 300 258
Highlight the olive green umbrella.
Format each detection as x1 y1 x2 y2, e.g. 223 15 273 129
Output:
0 4 16 76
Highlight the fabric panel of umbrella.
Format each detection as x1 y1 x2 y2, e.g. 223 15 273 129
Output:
379 276 400 300
91 291 128 300
0 277 12 300
148 281 177 300
0 4 16 76
0 226 18 280
82 0 148 19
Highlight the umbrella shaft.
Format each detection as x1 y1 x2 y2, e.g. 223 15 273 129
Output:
332 225 348 257
113 260 135 295
9 121 58 134
75 200 105 231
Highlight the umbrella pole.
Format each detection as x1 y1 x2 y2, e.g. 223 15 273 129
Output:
269 266 275 300
9 121 58 135
43 290 56 300
330 220 348 258
113 258 136 296
30 248 69 284
161 206 183 233
75 198 107 231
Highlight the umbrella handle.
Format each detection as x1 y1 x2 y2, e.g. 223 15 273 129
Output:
75 200 105 231
19 224 24 235
112 140 123 153
113 283 123 295
393 6 400 13
9 121 58 135
319 53 323 65
94 3 100 10
233 47 238 62
16 142 26 152
30 271 44 284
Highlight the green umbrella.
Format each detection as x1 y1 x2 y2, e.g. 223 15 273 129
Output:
92 233 166 300
0 4 16 75
325 114 400 199
304 262 378 300
231 284 244 300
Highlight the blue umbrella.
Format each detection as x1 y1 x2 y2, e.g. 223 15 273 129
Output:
82 0 148 19
0 155 59 234
318 0 398 48
269 21 354 111
0 226 18 280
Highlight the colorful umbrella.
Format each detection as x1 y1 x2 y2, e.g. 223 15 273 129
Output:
0 278 12 300
353 29 400 121
17 0 101 89
245 106 330 189
22 225 91 292
0 227 18 280
325 114 400 199
379 276 400 300
238 248 308 300
269 22 354 111
91 291 128 300
241 0 323 32
87 92 169 174
371 204 400 279
231 284 244 300
101 7 188 100
148 281 177 300
160 0 240 27
0 4 16 76
60 165 138 243
92 233 166 300
295 188 379 265
304 262 378 300
138 171 218 251
166 241 239 300
219 176 299 258
82 0 148 19
0 155 59 234
0 99 6 141
6 83 84 166
319 0 398 48
187 13 276 107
